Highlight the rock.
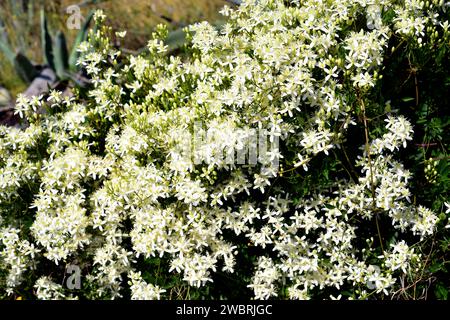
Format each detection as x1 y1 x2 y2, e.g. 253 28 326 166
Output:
0 86 12 109
23 67 57 98
0 68 58 128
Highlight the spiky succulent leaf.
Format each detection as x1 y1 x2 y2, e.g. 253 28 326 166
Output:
14 52 38 83
40 9 55 70
54 31 69 80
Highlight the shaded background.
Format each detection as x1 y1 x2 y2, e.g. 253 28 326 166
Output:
0 0 227 97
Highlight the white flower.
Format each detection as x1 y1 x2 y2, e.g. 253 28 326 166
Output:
34 277 66 300
175 179 208 206
129 271 166 300
248 257 279 300
384 240 417 273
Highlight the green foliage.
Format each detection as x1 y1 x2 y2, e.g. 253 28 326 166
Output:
69 11 94 71
13 53 39 84
1 8 94 84
40 9 55 71
53 31 70 80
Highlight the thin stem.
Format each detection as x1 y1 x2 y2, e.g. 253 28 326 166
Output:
357 90 384 252
340 144 358 183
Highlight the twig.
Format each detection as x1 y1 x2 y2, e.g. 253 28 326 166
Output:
357 90 384 252
340 144 358 183
415 143 438 147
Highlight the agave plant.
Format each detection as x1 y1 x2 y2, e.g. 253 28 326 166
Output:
0 9 94 84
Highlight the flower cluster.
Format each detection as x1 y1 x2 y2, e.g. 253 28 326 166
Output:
128 271 166 300
0 0 447 300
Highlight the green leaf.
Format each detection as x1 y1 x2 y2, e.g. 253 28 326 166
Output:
429 262 444 273
165 28 187 52
435 283 448 300
14 52 38 83
0 37 15 64
41 9 55 70
445 77 450 87
54 31 69 80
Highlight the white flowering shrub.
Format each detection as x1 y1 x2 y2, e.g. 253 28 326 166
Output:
0 0 449 300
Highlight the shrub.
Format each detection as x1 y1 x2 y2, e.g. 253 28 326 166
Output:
0 0 449 300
